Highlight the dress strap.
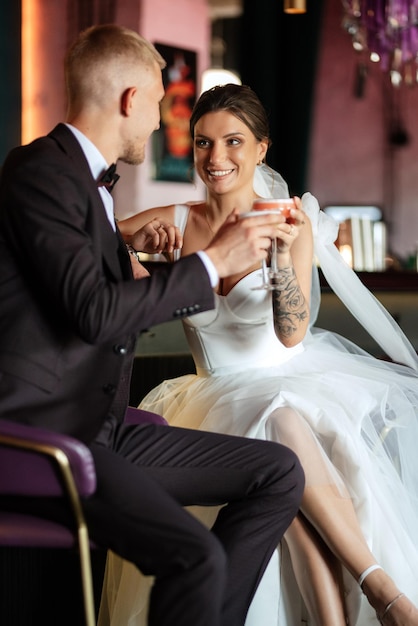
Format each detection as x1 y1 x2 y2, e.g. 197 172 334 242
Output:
173 204 191 261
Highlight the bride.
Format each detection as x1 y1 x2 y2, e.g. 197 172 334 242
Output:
99 84 418 626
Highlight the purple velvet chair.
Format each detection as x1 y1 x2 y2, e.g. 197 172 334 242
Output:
0 407 168 626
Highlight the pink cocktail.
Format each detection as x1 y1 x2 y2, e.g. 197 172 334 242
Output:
251 198 296 287
252 198 296 224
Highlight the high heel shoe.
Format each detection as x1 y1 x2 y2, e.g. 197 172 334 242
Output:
358 565 418 625
358 564 382 589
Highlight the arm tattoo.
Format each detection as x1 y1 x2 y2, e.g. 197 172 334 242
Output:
271 266 309 339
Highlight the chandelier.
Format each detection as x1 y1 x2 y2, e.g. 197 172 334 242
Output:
342 1 418 86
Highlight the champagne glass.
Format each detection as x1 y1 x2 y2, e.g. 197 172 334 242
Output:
241 198 296 290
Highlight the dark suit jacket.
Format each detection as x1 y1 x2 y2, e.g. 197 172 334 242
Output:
0 123 214 442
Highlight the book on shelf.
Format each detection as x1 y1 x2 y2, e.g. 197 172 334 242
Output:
335 217 387 272
361 217 375 272
350 215 364 271
373 221 387 271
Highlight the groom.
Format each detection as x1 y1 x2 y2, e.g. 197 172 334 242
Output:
0 24 304 626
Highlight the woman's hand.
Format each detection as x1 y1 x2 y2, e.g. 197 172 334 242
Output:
275 197 306 254
130 218 183 255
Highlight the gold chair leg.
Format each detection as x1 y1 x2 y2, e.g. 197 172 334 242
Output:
78 525 96 626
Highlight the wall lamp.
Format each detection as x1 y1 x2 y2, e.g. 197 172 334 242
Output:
201 68 241 94
284 0 307 14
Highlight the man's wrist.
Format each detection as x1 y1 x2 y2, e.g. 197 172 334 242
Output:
196 251 219 288
126 243 141 264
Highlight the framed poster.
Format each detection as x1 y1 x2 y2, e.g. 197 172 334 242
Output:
152 43 197 183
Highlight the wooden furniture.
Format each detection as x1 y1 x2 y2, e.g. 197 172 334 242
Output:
317 271 418 357
132 272 418 370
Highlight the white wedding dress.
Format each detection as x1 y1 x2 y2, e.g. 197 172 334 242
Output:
98 193 418 626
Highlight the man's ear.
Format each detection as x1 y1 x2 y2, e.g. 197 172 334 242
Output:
121 86 136 117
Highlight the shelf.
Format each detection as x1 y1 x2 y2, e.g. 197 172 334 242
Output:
319 269 418 292
317 269 418 355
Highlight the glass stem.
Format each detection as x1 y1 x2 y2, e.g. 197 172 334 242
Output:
270 237 278 277
261 260 269 286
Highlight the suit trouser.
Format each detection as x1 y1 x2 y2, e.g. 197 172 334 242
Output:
86 418 304 626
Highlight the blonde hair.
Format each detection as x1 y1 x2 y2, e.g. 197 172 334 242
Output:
65 24 166 111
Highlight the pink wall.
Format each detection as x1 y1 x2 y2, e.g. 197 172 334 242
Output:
21 1 67 144
309 0 418 259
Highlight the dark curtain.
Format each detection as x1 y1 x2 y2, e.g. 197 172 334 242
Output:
67 0 118 45
0 2 21 165
239 0 325 196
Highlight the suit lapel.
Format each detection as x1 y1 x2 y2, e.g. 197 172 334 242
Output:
48 124 129 282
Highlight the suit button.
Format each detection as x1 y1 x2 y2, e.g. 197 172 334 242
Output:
102 384 116 395
188 304 200 314
113 345 128 355
174 308 181 317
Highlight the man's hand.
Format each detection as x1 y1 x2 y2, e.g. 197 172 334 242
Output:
130 218 183 255
204 210 284 278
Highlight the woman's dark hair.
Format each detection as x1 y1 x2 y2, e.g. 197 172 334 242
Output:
189 83 271 146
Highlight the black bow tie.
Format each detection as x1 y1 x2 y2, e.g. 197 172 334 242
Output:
98 163 120 192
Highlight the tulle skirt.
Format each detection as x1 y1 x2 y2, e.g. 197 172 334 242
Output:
98 328 418 626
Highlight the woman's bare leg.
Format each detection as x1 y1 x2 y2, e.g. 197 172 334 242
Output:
301 484 418 624
285 513 347 626
267 408 418 625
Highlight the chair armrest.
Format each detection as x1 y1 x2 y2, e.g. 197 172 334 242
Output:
124 406 168 426
0 419 96 497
